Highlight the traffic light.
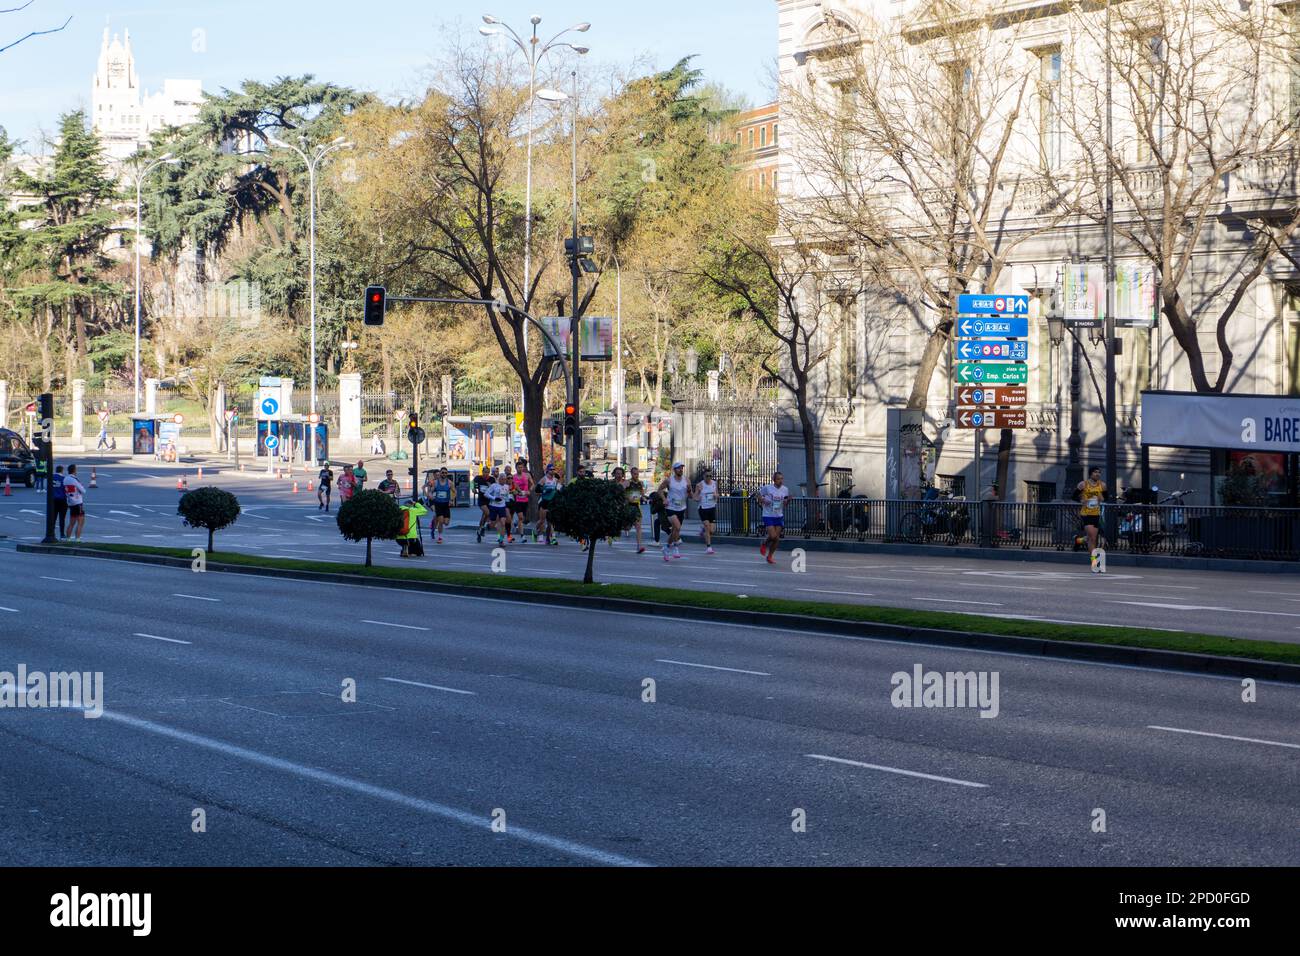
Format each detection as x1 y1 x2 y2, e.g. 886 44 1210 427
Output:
563 403 578 438
363 286 386 326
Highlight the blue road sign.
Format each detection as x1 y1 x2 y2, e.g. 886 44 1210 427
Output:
957 294 1030 316
260 397 280 417
956 340 1029 362
264 434 280 451
956 317 1029 339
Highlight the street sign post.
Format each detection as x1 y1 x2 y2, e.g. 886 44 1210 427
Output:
955 317 1030 339
955 340 1029 362
955 363 1029 385
955 386 1027 408
956 294 1030 316
956 408 1028 429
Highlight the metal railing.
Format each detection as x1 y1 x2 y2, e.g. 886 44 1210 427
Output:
711 497 1300 561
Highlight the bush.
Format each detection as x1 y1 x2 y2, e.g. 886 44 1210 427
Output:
337 489 403 566
178 487 241 553
547 478 639 583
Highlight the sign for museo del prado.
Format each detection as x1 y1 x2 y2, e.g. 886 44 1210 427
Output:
1141 392 1300 454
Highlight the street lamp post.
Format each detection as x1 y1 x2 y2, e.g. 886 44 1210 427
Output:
133 152 179 414
613 252 624 467
1104 0 1118 534
267 134 352 465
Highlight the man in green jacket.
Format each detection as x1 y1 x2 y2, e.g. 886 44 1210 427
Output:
398 499 428 558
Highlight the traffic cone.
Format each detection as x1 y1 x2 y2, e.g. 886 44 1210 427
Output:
292 481 299 494
197 467 203 480
2 476 10 497
89 468 98 488
177 476 187 492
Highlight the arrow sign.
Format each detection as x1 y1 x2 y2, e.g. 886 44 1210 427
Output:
956 317 1029 339
956 408 1028 430
264 435 280 451
260 397 280 417
956 363 1028 385
955 340 1029 362
956 386 1027 407
957 294 1031 316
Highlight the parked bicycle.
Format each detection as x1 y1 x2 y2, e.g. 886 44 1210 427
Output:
900 486 971 545
1120 487 1200 555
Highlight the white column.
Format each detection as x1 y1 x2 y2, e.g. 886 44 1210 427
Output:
339 372 362 447
145 378 160 417
71 379 86 446
0 380 8 429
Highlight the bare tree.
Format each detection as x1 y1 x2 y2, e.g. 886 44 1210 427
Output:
0 2 70 56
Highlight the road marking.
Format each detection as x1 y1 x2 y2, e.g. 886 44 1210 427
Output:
20 509 44 517
382 677 475 696
172 593 220 602
135 633 192 645
39 576 74 583
655 659 771 676
1252 590 1300 597
109 510 142 518
690 580 757 588
35 697 645 867
799 588 873 597
914 598 1004 607
805 754 989 789
994 613 1182 632
243 512 270 520
1110 601 1300 618
1148 725 1300 751
363 620 430 632
0 606 17 613
952 582 1044 592
604 573 657 580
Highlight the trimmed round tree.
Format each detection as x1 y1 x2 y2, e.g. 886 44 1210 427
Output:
337 489 402 567
546 478 639 584
177 487 241 553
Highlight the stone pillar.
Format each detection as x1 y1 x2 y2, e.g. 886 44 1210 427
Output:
339 372 362 448
71 379 86 446
145 378 159 416
0 380 8 429
281 378 296 418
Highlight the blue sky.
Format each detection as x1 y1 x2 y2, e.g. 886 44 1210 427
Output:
0 0 777 149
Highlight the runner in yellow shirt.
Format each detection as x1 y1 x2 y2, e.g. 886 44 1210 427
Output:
1077 467 1106 569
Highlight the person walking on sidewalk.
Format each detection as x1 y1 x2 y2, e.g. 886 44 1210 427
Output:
63 464 87 541
757 471 790 565
51 465 68 538
1077 467 1107 572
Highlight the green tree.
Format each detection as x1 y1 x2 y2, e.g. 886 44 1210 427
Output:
546 478 638 583
178 487 241 553
336 489 402 567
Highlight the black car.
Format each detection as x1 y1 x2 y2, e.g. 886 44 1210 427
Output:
0 427 36 486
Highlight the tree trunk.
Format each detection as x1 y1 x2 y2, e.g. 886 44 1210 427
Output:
907 317 953 410
994 429 1012 502
365 537 373 567
207 527 214 553
583 535 597 584
797 385 818 497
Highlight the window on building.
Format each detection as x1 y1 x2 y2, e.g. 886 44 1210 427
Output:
1118 328 1152 405
1289 7 1300 130
833 298 859 399
760 172 767 189
772 170 779 193
1136 34 1166 163
760 126 767 148
827 467 855 497
772 123 779 145
1033 295 1055 404
1286 285 1300 395
1037 48 1062 170
748 128 755 148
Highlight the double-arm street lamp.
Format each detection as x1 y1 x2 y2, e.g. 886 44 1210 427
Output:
134 152 179 414
267 134 353 465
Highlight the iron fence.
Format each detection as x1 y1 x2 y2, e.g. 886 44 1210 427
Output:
712 497 1300 561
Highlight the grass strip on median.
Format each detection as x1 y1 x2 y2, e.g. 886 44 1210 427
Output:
37 541 1300 668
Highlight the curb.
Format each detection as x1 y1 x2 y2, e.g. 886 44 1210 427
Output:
18 543 1300 685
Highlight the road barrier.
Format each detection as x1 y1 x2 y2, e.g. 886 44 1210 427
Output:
714 496 1300 562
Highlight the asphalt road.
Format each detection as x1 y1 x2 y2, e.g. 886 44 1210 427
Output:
2 456 1297 644
1 544 1299 865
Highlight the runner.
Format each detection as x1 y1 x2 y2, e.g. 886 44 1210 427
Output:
473 465 492 543
656 461 692 562
486 471 511 546
353 460 368 491
695 468 719 555
1077 466 1107 572
317 461 334 512
509 459 533 542
51 465 68 539
337 464 357 503
757 471 790 565
501 465 516 543
64 464 87 542
535 464 563 546
377 469 399 498
625 466 647 554
429 467 454 544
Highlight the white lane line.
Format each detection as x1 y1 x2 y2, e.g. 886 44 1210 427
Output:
1 515 16 521
39 576 74 583
655 659 771 676
1148 725 1300 751
382 677 476 696
172 593 220 603
1110 601 1300 618
0 606 18 613
994 613 1183 633
690 580 758 589
243 513 270 520
135 633 192 645
799 588 874 597
109 510 142 518
1252 590 1300 597
38 697 644 867
20 509 43 517
914 598 1004 607
362 620 430 632
952 582 1044 592
806 754 989 789
604 573 657 580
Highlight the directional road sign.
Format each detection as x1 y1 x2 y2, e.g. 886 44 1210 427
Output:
956 408 1028 430
956 317 1030 339
264 434 280 451
955 340 1029 362
956 362 1028 385
957 294 1030 316
955 385 1027 408
260 397 280 418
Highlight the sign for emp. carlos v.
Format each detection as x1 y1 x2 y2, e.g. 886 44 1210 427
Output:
1141 391 1300 453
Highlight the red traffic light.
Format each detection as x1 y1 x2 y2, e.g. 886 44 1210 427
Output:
564 404 577 416
364 285 386 326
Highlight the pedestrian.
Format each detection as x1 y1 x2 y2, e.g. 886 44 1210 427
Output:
371 431 386 456
474 465 492 543
510 459 533 542
317 461 334 512
1077 467 1107 571
51 465 68 538
429 467 454 544
34 456 46 492
695 468 719 555
96 406 111 450
625 466 647 554
377 469 399 499
353 460 368 491
397 497 428 558
337 464 356 503
656 461 692 562
757 471 789 565
535 463 563 546
648 488 664 544
63 464 87 541
486 470 511 546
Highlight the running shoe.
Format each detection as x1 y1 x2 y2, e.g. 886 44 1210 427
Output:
766 553 775 564
705 547 716 555
637 547 646 555
476 528 484 543
759 541 768 556
436 536 443 544
508 535 515 544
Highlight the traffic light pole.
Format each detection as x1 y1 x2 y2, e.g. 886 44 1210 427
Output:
37 393 55 545
566 68 581 483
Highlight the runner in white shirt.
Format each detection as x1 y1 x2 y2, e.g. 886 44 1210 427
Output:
694 470 720 555
757 471 790 565
486 477 511 546
656 462 692 561
64 464 88 541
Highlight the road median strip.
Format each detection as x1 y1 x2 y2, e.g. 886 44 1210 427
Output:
18 541 1300 682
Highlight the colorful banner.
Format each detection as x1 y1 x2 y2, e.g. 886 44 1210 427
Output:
540 316 614 360
1063 263 1157 325
446 420 470 464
